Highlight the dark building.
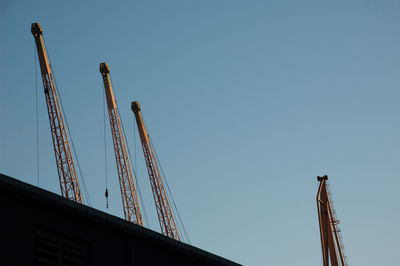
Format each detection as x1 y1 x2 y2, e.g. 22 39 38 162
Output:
0 173 240 266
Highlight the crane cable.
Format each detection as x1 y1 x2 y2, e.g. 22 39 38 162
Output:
43 40 92 206
103 84 109 209
34 44 40 187
141 114 191 244
325 181 348 265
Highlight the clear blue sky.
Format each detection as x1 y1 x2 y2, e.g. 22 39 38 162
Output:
1 1 399 265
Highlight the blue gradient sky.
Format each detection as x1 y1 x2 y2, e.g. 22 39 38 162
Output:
1 1 399 265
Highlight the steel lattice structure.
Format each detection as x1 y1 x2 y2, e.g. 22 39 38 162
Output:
317 175 348 266
132 101 180 240
31 22 82 203
100 63 143 225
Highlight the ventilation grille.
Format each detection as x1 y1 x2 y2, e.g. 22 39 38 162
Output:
36 233 87 266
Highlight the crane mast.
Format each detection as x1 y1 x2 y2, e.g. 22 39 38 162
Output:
317 175 348 266
31 22 82 203
131 101 180 240
99 63 143 225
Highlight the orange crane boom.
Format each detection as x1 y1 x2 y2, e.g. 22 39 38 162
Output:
131 101 180 240
31 22 82 203
99 63 143 225
317 175 348 266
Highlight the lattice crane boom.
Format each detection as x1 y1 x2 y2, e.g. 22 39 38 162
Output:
99 63 143 225
317 175 348 266
131 101 180 240
31 22 82 203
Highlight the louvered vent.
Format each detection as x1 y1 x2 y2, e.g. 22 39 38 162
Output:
36 233 87 266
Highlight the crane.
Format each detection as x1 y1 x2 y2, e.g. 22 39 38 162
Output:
31 22 82 203
131 101 180 240
317 175 348 266
99 63 143 225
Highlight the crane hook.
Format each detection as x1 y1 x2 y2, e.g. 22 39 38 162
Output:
105 188 109 209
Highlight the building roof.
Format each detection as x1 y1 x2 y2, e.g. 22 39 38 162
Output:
0 173 240 265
